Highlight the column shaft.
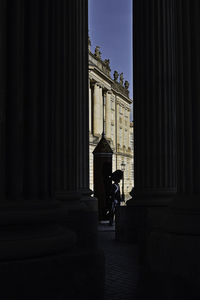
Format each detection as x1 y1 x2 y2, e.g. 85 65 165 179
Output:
0 1 103 298
89 81 92 133
133 0 177 197
99 86 103 134
105 91 111 139
116 101 119 149
6 0 24 199
175 0 200 194
93 83 100 136
147 4 200 295
0 0 6 199
55 0 89 193
118 0 177 244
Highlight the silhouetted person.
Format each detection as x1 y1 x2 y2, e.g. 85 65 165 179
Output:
108 170 123 226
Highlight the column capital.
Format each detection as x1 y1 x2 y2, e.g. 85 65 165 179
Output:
97 82 103 88
90 81 98 88
102 88 112 95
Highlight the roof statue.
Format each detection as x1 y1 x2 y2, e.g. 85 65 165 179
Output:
88 35 91 51
124 80 129 90
104 59 110 68
113 70 119 82
88 36 91 45
120 73 124 85
89 40 131 98
94 46 101 59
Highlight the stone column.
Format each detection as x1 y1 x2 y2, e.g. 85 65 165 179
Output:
89 80 92 133
131 0 177 199
0 1 76 299
0 0 6 199
117 0 177 244
148 1 200 297
55 0 90 195
105 91 111 139
112 97 116 148
0 1 104 299
130 0 177 198
54 0 99 250
174 1 200 196
93 83 100 136
99 85 103 134
116 100 120 150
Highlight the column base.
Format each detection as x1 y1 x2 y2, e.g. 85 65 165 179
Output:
146 195 200 299
56 190 98 248
0 200 105 300
0 248 105 300
116 196 173 244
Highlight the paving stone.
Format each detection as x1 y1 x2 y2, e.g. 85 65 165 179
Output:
98 224 141 300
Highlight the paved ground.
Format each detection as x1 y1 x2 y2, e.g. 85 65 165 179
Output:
98 221 141 300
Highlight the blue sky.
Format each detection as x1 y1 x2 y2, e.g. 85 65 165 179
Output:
88 0 133 100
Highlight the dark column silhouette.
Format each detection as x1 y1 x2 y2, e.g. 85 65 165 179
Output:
0 1 104 299
0 0 6 199
147 2 200 298
131 0 177 198
118 0 177 245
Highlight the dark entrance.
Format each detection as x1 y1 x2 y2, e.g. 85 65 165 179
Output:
93 135 113 220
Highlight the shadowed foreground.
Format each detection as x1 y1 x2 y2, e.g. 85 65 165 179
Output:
98 223 141 300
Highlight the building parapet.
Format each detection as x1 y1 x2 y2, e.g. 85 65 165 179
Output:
88 39 131 100
112 80 129 98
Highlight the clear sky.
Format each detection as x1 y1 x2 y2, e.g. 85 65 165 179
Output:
88 0 133 101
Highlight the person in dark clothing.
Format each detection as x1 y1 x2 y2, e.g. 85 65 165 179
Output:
108 170 123 226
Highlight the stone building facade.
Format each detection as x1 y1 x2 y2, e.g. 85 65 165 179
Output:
88 41 134 200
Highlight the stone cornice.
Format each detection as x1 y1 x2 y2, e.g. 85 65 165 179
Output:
90 79 111 92
113 89 133 104
89 66 113 86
